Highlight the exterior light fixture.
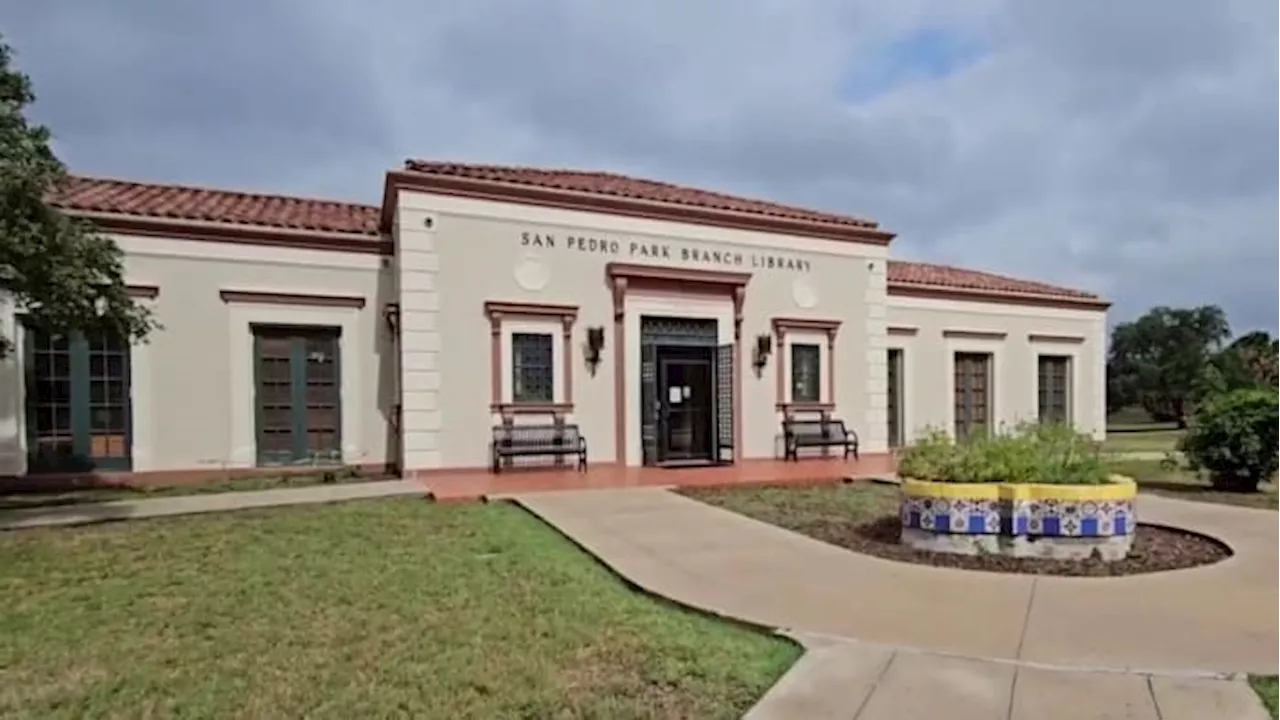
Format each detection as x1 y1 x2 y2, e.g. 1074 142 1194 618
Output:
753 333 772 373
382 303 401 335
585 326 606 375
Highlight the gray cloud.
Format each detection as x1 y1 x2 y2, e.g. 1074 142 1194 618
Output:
3 0 1275 332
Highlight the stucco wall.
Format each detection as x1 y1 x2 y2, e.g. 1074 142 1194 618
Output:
397 188 891 469
0 234 398 475
886 294 1107 442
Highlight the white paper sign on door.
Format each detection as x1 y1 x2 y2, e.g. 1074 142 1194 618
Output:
668 386 683 404
682 386 692 400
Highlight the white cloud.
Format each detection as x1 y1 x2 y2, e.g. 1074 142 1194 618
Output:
5 0 1276 331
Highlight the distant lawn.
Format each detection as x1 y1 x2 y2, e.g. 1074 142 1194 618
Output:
0 500 797 719
1101 427 1185 455
1107 459 1278 510
0 469 378 511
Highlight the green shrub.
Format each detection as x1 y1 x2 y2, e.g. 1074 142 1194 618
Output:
1179 389 1280 492
896 423 1111 485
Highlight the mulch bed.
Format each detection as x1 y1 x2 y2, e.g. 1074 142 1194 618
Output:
800 515 1231 577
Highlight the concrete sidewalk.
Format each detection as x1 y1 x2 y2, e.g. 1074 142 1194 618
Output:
743 633 1271 720
0 480 428 531
511 487 1278 717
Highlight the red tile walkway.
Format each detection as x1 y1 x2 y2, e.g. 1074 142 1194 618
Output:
419 454 896 502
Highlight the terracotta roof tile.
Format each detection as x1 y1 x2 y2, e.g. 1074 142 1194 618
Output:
887 260 1102 301
49 172 1101 303
402 160 881 230
51 176 380 236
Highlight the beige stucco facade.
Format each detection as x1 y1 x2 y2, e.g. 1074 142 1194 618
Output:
0 234 398 477
0 167 1109 482
394 188 892 470
886 295 1107 444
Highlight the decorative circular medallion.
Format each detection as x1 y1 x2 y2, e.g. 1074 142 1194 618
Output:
792 278 818 309
514 255 550 292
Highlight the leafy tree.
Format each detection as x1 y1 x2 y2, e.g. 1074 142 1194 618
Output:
0 37 155 357
1106 306 1231 427
1217 331 1279 389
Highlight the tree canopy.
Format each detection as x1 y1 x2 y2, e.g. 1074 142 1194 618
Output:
1106 305 1232 426
0 37 155 357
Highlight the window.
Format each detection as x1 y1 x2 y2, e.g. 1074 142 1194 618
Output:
887 349 904 448
24 329 132 473
512 333 554 403
790 343 821 403
1038 355 1071 424
954 352 991 440
254 326 342 466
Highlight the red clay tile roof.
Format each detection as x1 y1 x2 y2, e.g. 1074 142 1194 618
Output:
402 160 882 230
887 260 1102 301
51 173 1102 304
51 176 380 236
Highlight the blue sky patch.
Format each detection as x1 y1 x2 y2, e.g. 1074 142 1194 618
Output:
841 27 986 102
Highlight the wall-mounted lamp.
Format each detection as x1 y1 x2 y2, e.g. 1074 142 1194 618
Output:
382 303 401 335
752 333 773 375
585 326 606 375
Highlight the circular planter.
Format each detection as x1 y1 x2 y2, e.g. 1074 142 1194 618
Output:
899 476 1138 561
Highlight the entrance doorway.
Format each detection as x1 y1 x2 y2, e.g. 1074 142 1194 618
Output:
639 316 735 466
658 347 715 463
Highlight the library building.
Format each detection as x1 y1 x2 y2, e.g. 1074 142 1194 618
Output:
0 161 1109 484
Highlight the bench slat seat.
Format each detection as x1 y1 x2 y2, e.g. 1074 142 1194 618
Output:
782 417 859 461
491 423 588 473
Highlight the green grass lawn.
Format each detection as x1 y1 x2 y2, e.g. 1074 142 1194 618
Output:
0 500 798 719
1253 676 1279 719
1107 459 1278 510
1100 427 1185 454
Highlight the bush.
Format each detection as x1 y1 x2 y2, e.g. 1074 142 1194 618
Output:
1179 389 1280 492
896 423 1111 485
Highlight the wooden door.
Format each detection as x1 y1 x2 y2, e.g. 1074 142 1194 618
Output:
254 327 342 466
887 349 904 448
953 352 991 440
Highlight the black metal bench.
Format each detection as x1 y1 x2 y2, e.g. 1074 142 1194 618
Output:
491 423 588 473
782 417 859 461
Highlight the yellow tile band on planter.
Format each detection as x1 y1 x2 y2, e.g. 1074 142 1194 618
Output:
898 476 1138 561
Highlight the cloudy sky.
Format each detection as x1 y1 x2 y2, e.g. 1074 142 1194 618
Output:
4 0 1277 332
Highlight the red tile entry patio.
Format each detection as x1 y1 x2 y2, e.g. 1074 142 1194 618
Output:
418 454 896 502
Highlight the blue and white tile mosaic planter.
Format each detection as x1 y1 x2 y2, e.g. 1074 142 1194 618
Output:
899 477 1138 561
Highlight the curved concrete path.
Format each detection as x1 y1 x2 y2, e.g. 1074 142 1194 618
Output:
511 488 1278 718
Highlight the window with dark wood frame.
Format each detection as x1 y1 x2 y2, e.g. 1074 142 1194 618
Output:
790 343 821 403
511 332 554 403
887 348 904 448
24 328 132 473
253 326 342 467
953 352 991 440
1037 355 1072 424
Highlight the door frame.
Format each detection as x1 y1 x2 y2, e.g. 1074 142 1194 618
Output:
608 263 749 467
251 324 343 467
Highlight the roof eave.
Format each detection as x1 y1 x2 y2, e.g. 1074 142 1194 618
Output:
382 169 895 246
63 208 390 255
887 282 1111 311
